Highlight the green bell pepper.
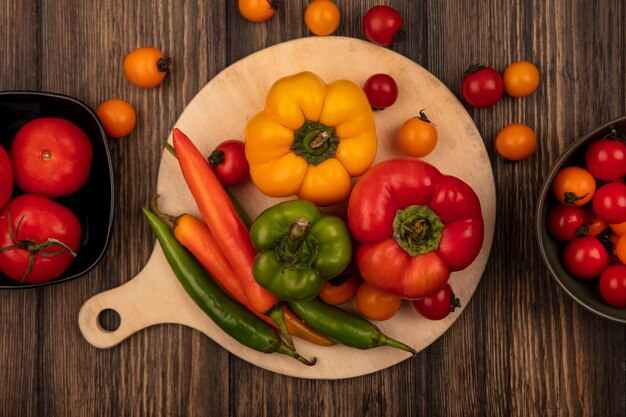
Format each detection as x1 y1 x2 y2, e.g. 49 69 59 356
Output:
250 199 352 302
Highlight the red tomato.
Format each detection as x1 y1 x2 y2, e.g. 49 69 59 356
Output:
208 140 250 186
362 5 403 46
363 73 398 109
585 139 626 181
0 145 12 208
412 283 461 320
592 182 626 224
0 194 81 283
319 268 359 305
461 65 504 108
562 236 610 280
546 204 587 240
10 118 93 197
598 265 626 307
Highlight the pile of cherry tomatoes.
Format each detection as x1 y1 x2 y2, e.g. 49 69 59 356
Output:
546 131 626 307
0 118 93 284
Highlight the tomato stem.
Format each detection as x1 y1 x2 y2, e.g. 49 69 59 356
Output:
207 149 225 169
450 292 461 313
464 64 486 75
157 57 172 73
416 109 436 126
563 191 589 205
267 0 280 11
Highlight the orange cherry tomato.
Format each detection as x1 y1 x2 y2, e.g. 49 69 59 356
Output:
617 233 626 264
123 47 171 88
355 281 402 321
397 110 438 157
305 0 340 36
319 271 358 305
584 207 609 236
551 166 596 206
503 61 540 97
96 99 137 139
238 0 279 22
495 123 537 161
610 221 626 236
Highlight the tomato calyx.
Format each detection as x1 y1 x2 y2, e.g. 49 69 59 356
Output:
392 29 405 44
605 126 626 144
464 64 486 75
291 121 339 166
207 149 225 169
449 291 461 313
267 0 280 11
564 191 589 205
0 210 77 283
415 109 435 125
327 273 351 287
392 205 444 256
156 57 172 73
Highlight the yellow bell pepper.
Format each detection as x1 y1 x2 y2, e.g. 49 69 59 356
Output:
245 71 378 206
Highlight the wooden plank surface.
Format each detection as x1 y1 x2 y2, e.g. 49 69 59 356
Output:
0 0 624 416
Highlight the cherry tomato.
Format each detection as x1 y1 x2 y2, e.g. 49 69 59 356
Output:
11 117 93 198
0 194 81 283
397 110 438 157
355 281 402 321
461 65 504 108
207 140 250 186
96 99 137 139
585 138 626 181
0 145 12 208
592 182 626 224
503 61 540 97
546 204 586 240
412 283 461 320
551 166 596 206
123 47 171 88
562 236 610 280
495 123 537 161
363 73 398 109
319 269 358 305
617 234 626 264
305 0 340 36
584 208 609 236
598 265 626 307
362 5 403 46
610 221 626 236
238 0 279 22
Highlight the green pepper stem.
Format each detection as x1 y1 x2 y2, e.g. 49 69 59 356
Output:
286 217 310 252
266 304 296 352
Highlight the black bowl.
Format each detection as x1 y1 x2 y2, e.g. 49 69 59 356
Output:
536 116 626 323
0 91 114 289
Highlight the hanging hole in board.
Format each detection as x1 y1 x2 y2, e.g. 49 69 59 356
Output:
98 308 121 332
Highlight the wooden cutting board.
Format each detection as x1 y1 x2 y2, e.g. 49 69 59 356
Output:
78 37 496 379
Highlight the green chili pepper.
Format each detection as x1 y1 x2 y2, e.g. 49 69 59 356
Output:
288 298 417 354
250 199 352 302
141 207 314 366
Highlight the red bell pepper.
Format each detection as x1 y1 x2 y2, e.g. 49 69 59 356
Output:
347 158 484 299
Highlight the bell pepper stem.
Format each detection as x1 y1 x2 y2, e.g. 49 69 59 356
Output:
286 217 310 254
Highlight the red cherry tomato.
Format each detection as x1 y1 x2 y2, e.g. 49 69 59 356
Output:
207 140 250 186
362 5 403 46
461 65 504 108
412 283 461 320
546 204 587 240
598 265 626 307
363 73 398 109
0 194 81 284
592 182 626 224
10 118 93 198
0 145 12 208
585 138 626 181
562 236 610 280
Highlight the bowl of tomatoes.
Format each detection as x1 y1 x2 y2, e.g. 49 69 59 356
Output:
537 116 626 322
0 91 114 289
